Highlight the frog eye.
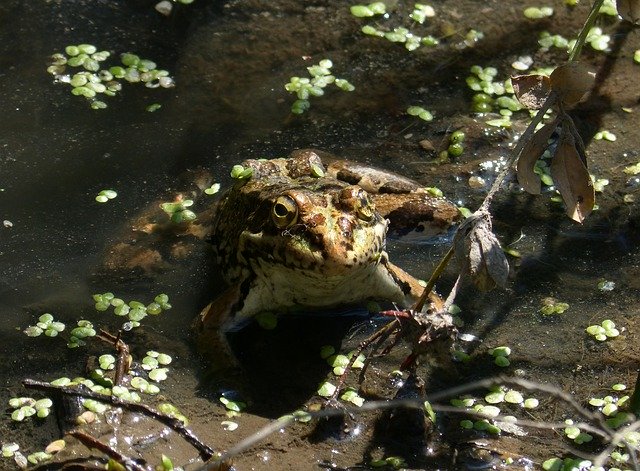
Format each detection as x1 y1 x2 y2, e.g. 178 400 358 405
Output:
340 187 374 221
272 195 298 228
355 191 375 221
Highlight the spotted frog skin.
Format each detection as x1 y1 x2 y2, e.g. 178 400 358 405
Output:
196 149 460 356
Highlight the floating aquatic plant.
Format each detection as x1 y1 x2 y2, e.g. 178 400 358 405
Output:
23 313 65 338
93 292 171 329
284 59 355 114
161 198 197 223
586 319 620 341
47 45 174 110
95 189 117 203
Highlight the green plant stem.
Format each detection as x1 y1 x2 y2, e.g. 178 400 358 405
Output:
413 246 454 312
479 92 556 213
568 0 606 61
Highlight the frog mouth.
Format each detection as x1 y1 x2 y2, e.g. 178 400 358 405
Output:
241 219 387 277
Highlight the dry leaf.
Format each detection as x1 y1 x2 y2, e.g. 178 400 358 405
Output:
454 211 509 290
617 0 640 24
516 120 558 194
512 74 552 109
550 122 595 223
549 62 595 108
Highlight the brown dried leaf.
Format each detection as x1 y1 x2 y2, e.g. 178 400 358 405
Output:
516 120 558 194
512 74 552 109
550 62 595 108
477 227 509 289
550 124 595 223
454 211 509 291
616 0 640 24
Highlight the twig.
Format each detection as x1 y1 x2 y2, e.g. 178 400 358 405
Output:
67 430 149 471
568 0 606 62
413 246 454 312
479 92 556 213
96 330 130 386
22 378 216 461
194 376 636 469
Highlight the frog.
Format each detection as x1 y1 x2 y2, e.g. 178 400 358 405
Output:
195 149 460 365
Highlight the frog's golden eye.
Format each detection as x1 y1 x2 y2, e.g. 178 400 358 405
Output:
355 190 374 221
272 195 298 228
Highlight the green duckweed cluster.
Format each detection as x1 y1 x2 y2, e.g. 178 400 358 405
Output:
523 6 554 19
317 345 367 406
284 59 355 114
539 297 570 316
95 189 117 203
161 199 196 223
406 105 433 122
466 65 526 128
8 397 52 422
1 443 53 469
47 45 174 109
538 26 611 53
453 384 539 436
586 319 620 341
23 313 65 338
94 292 172 329
488 345 511 367
352 2 440 51
230 164 254 179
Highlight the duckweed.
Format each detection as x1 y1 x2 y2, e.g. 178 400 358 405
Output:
95 189 117 203
2 443 20 458
219 396 246 412
586 319 619 341
24 313 65 338
539 298 569 315
317 381 337 397
340 388 365 407
350 3 386 17
407 105 434 122
221 420 239 431
352 3 440 51
594 130 617 141
563 419 593 444
161 199 196 223
597 279 615 291
47 45 174 109
9 397 52 422
230 164 253 179
284 59 354 114
410 4 435 23
523 6 554 19
320 345 336 359
158 403 189 425
204 183 221 195
489 346 511 367
93 292 171 329
27 452 52 465
98 354 115 370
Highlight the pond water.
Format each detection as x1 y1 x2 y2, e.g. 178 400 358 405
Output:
1 0 639 469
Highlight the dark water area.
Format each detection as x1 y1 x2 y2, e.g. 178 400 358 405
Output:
1 0 640 469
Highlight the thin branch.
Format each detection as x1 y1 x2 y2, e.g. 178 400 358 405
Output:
568 0 606 62
67 430 149 471
23 378 216 461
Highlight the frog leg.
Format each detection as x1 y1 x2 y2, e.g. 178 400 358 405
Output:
194 284 244 370
382 259 444 313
